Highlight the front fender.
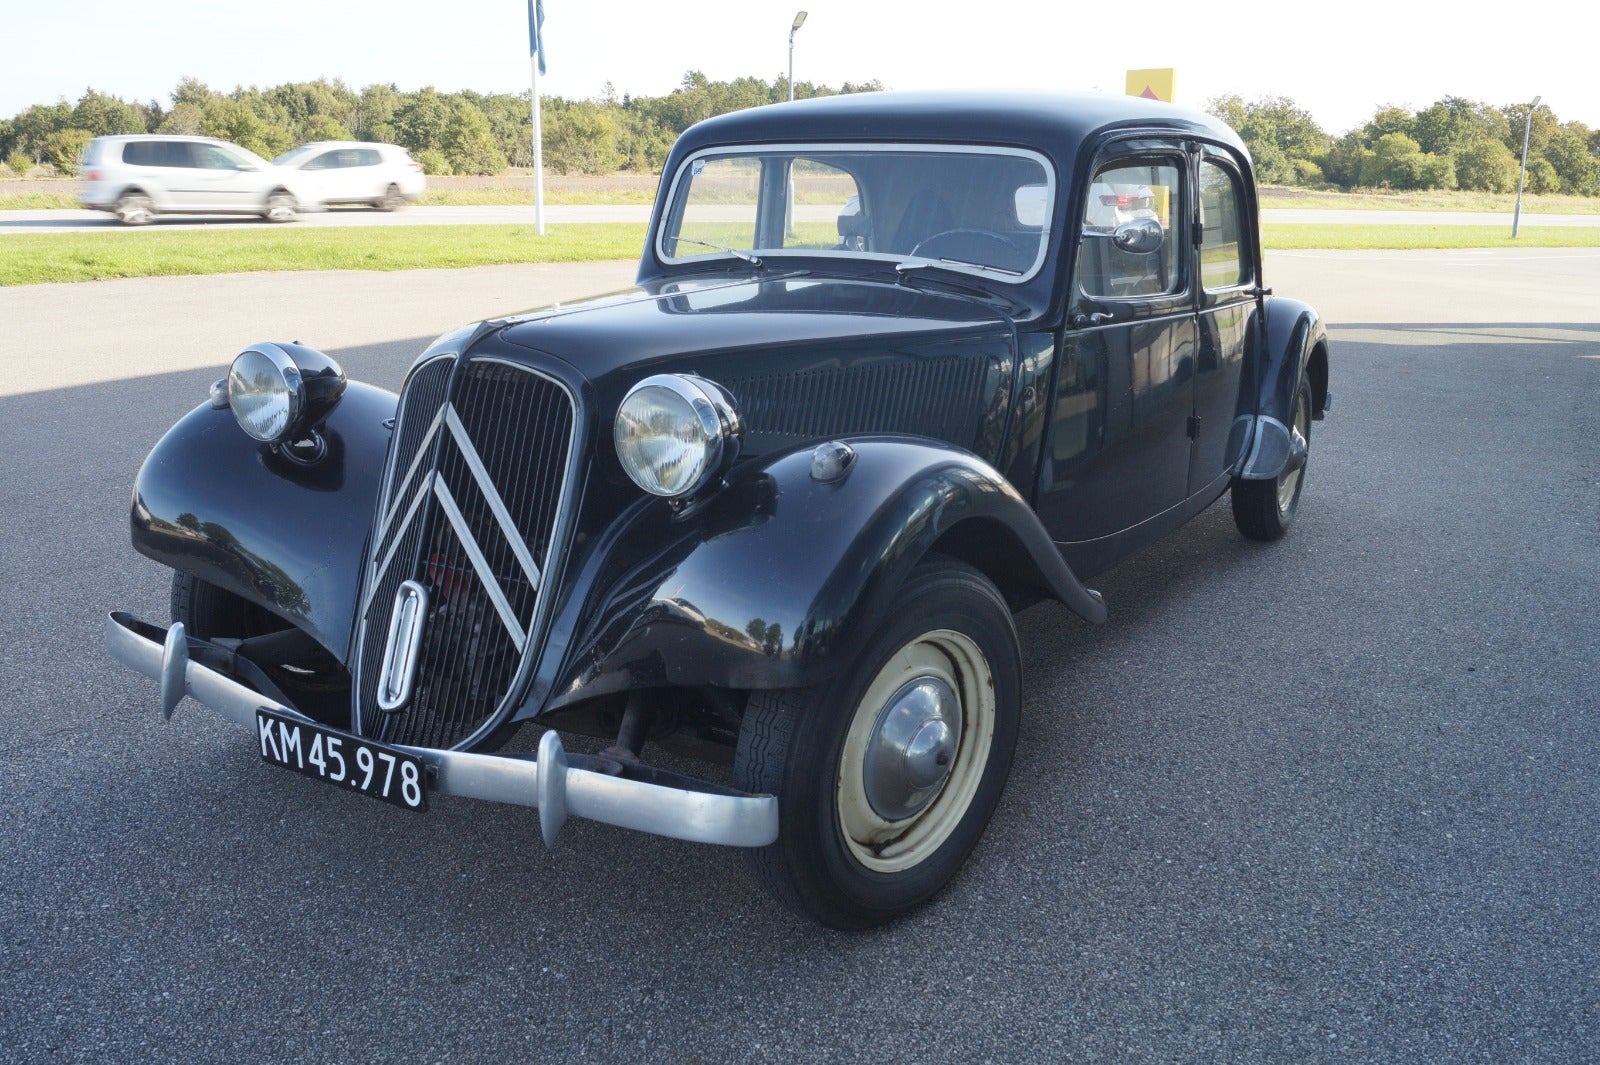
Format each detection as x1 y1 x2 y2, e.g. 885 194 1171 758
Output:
130 382 397 659
1238 296 1328 481
543 437 1104 713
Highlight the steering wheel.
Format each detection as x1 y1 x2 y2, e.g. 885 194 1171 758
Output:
908 228 1024 267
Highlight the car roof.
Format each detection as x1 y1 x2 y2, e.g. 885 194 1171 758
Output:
672 90 1244 165
288 141 403 151
93 134 235 144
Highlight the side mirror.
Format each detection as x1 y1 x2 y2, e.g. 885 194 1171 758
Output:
1111 217 1164 255
1113 215 1164 255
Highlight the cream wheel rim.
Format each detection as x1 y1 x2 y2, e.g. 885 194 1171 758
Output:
836 629 995 874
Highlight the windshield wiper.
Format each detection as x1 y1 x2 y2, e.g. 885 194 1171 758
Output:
669 237 763 268
905 256 1023 278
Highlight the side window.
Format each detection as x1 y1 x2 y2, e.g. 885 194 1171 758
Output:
1199 160 1250 290
192 144 242 170
667 157 758 257
354 149 381 167
1074 159 1182 301
784 159 860 250
303 152 334 171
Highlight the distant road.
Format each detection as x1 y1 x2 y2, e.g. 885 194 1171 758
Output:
3 204 1600 235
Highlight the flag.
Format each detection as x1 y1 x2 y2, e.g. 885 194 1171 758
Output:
528 0 546 75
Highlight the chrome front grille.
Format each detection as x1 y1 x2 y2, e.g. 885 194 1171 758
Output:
353 355 578 749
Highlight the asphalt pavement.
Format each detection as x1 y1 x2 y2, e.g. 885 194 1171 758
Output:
5 204 1600 234
1 250 1596 1061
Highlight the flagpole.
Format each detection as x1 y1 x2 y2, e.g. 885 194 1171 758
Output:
530 53 545 235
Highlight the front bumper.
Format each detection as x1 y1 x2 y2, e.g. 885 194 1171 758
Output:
105 612 778 849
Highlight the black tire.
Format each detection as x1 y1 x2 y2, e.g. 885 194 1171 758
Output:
376 184 405 211
114 190 154 226
171 571 285 639
1232 376 1312 542
733 556 1022 929
170 573 349 725
262 189 297 223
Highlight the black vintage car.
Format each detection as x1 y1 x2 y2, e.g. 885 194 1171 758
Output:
108 91 1330 928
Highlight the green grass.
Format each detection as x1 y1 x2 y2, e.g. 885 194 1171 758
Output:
3 220 1597 286
0 223 647 286
0 189 76 209
416 187 659 206
1261 224 1600 250
1259 186 1600 215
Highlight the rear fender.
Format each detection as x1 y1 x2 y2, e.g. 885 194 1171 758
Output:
1237 296 1328 481
130 382 397 659
542 436 1104 714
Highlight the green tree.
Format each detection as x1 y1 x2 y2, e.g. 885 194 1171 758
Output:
71 89 143 136
442 100 507 175
355 83 400 143
10 101 72 161
414 147 451 175
1455 137 1518 193
158 103 204 136
1543 126 1598 196
302 113 354 143
201 97 290 158
393 87 451 153
1525 158 1560 194
42 128 92 171
544 100 621 174
1362 104 1416 142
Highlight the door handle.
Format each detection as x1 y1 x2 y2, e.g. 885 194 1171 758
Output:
1071 312 1114 328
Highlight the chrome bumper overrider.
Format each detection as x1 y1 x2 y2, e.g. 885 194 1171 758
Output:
105 612 778 849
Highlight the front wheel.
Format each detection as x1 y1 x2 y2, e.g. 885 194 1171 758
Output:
1232 376 1312 541
263 190 298 223
733 556 1021 928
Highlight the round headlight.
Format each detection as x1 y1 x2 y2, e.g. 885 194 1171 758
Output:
228 344 305 444
614 374 739 498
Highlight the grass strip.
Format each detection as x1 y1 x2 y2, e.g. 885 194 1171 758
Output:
1261 224 1600 250
3 221 1597 286
0 223 648 285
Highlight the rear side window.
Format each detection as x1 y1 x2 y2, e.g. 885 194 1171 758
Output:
352 149 381 167
123 141 191 168
1199 160 1250 290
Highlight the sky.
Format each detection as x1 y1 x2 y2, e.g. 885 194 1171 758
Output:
3 0 1594 135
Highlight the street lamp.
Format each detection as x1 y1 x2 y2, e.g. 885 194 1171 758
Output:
789 11 808 103
1512 94 1541 238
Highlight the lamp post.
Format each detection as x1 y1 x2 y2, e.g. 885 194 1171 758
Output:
1512 94 1541 238
788 11 808 102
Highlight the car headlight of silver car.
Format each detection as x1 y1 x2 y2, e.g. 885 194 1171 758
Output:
226 341 346 446
614 374 741 498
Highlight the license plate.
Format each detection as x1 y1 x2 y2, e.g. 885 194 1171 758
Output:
255 709 428 812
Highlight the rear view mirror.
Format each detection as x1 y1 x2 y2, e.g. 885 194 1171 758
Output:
1111 217 1164 255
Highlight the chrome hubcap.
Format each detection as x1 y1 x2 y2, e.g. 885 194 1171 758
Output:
1278 396 1310 513
862 677 961 820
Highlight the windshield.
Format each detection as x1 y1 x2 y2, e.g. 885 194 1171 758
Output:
660 145 1054 282
272 145 319 166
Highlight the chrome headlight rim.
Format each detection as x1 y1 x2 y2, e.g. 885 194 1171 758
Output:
227 342 307 444
614 373 741 499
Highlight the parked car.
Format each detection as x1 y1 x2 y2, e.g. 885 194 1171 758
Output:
271 141 425 210
78 135 300 225
107 91 1331 928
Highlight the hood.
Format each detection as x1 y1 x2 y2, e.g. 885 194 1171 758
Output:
495 273 1014 382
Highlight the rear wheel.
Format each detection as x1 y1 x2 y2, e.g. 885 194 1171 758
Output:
114 190 154 225
733 556 1021 928
1232 376 1312 541
376 184 405 211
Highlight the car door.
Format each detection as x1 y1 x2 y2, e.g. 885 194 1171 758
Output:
1189 150 1256 497
1036 145 1196 559
186 142 261 209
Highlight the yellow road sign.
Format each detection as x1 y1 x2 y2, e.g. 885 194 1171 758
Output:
1125 69 1176 103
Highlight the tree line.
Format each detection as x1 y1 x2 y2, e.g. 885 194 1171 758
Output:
4 77 1596 197
1207 94 1600 195
0 73 883 178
